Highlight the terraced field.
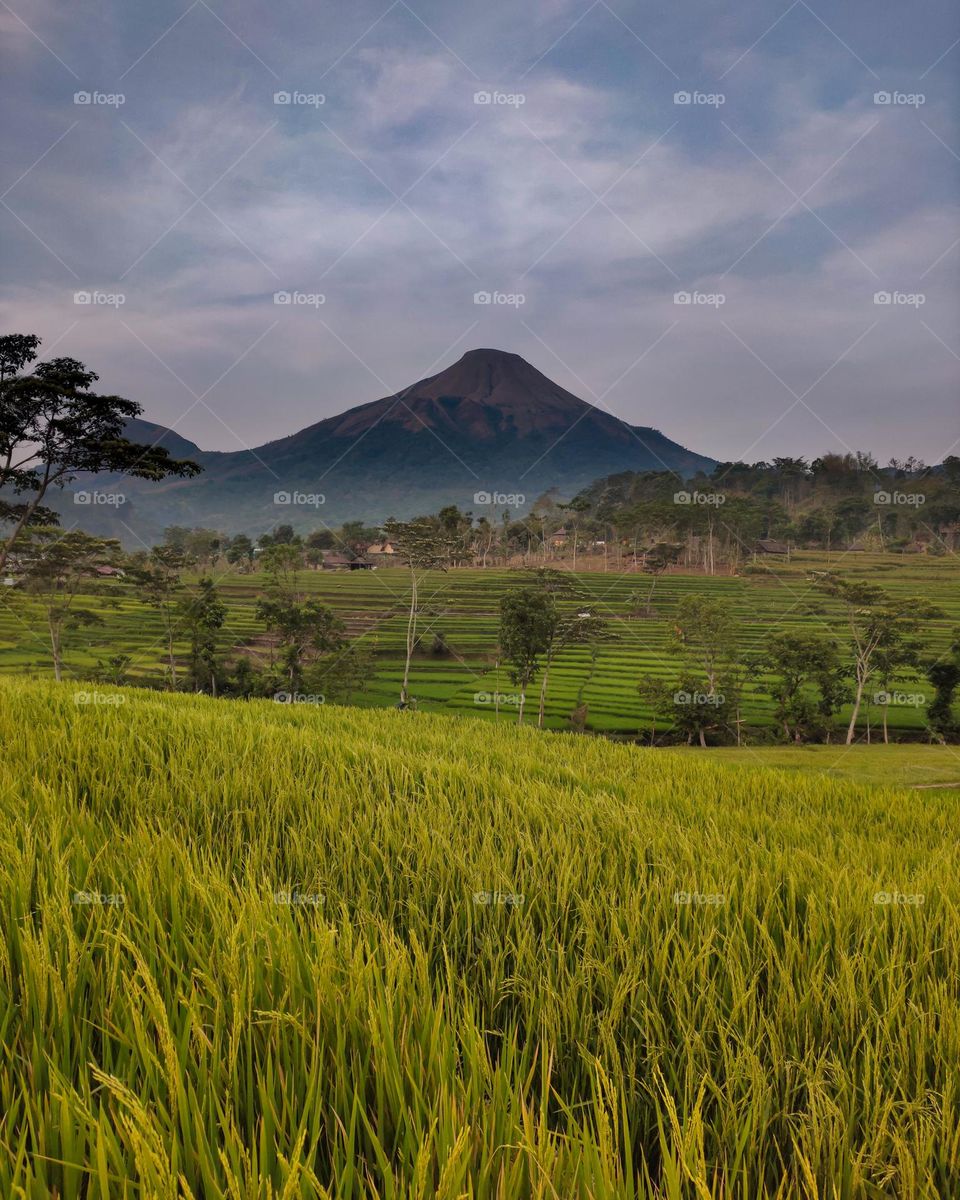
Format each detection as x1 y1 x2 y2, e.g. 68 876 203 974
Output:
1 551 957 736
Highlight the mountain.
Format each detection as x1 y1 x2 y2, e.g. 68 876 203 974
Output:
59 349 715 543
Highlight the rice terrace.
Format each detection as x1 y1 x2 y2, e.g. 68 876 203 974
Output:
2 0 960 1195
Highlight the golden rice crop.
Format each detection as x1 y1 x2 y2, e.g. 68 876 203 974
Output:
0 678 957 1198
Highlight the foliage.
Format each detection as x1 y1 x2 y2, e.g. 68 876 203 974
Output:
0 335 199 572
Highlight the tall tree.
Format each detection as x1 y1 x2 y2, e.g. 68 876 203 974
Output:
127 545 188 690
18 529 123 681
925 632 960 741
520 571 610 729
383 517 458 707
0 335 200 574
177 578 226 696
498 586 557 725
760 631 846 742
256 595 345 692
811 573 940 744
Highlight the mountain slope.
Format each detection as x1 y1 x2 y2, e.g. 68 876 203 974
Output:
61 349 714 542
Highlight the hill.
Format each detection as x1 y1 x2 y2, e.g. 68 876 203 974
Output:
56 348 714 543
2 677 956 1196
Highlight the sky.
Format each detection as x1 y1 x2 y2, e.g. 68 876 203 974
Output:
1 0 958 466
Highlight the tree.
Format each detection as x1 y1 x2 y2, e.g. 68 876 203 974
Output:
177 578 226 695
638 595 740 746
811 573 941 744
926 633 960 741
383 517 458 707
18 529 123 681
517 572 610 729
638 672 735 746
760 631 846 742
258 543 305 597
673 594 737 698
498 586 556 725
873 634 925 744
225 534 254 571
127 545 187 689
639 541 682 611
558 495 592 568
256 596 345 692
0 335 200 574
436 505 473 566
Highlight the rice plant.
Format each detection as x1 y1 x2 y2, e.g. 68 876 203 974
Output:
0 677 957 1197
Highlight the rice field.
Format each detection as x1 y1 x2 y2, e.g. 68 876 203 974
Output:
0 551 957 737
1 676 958 1197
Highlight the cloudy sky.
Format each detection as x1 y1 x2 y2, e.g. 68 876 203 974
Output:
1 0 958 464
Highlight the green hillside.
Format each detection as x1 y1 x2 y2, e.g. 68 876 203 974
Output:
1 551 957 737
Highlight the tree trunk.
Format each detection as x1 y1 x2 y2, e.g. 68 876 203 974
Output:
537 661 551 730
845 672 866 744
167 628 178 690
882 701 889 745
699 728 707 748
49 615 62 683
401 569 417 705
517 685 526 725
0 467 52 577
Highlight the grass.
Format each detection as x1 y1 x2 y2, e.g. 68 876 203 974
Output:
1 676 958 1197
686 744 960 797
1 551 957 738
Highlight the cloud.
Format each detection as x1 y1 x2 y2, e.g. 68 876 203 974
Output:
0 0 956 463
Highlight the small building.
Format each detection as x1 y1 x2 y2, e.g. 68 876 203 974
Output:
550 527 569 548
366 541 397 557
322 553 374 571
846 541 866 553
95 565 125 578
321 553 353 570
756 539 788 555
